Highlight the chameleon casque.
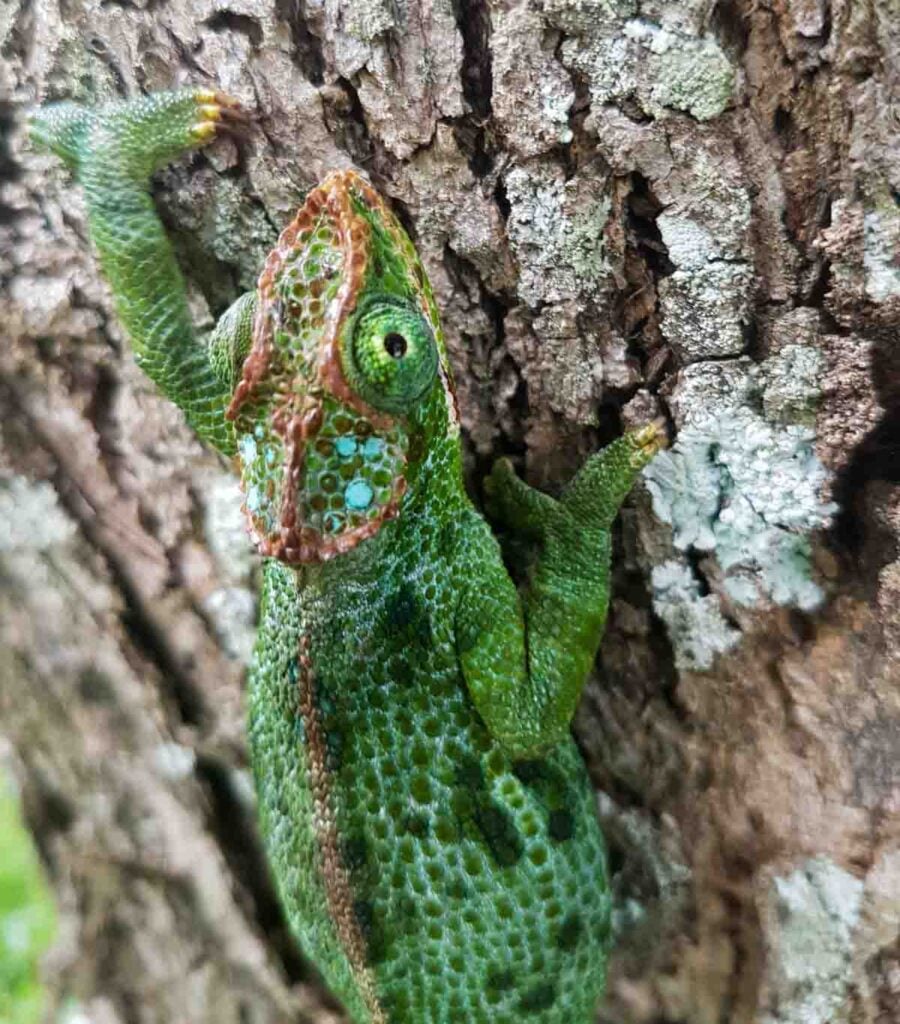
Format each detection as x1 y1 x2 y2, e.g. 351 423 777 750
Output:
31 89 664 1024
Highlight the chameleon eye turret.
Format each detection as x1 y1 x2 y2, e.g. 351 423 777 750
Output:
32 87 666 1024
342 297 439 415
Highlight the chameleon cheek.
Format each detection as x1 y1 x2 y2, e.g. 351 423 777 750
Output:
235 397 409 563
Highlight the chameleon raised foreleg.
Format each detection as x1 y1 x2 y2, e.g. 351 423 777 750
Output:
31 89 248 453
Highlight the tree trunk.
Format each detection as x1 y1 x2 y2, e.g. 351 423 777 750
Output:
1 1 898 1021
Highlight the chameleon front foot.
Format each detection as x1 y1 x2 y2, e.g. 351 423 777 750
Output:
30 88 251 178
189 89 251 143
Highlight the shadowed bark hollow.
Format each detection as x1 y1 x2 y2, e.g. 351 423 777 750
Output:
1 1 898 1022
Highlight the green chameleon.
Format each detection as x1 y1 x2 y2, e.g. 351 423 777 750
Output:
31 88 664 1024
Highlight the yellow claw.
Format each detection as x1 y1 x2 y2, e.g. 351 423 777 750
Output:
190 122 219 142
198 104 223 122
195 88 219 104
631 418 669 458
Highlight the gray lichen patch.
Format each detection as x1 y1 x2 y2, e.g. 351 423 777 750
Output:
760 858 863 1024
644 356 836 665
317 0 464 159
491 1 575 158
862 203 900 303
648 139 753 361
557 14 734 123
650 560 739 671
0 476 75 553
505 163 612 307
658 261 752 360
758 344 822 425
197 472 257 663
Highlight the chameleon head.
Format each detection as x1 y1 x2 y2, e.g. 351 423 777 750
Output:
226 170 457 564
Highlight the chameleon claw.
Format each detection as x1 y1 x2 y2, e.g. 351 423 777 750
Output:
190 122 219 142
189 93 252 145
198 103 224 122
629 418 668 464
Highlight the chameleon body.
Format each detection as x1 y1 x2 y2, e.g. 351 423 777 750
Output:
31 90 664 1024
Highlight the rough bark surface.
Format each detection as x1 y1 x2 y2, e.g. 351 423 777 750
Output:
1 1 898 1022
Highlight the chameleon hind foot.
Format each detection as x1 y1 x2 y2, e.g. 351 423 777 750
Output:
30 88 250 178
627 417 668 467
485 419 668 539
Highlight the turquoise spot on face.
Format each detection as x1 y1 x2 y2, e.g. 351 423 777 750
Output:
336 436 358 458
247 485 262 512
265 446 278 467
239 434 258 462
362 436 385 458
345 478 374 510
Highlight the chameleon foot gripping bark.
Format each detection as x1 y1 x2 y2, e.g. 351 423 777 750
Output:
32 89 666 1024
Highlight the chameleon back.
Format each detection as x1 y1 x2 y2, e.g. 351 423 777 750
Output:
249 539 612 1024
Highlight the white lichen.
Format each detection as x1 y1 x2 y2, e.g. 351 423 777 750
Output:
646 403 835 612
762 857 863 1024
644 357 835 665
863 207 900 303
650 560 740 670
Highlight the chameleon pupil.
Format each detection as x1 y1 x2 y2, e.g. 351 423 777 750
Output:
384 332 407 359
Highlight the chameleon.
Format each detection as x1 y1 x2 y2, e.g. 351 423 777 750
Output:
30 88 665 1024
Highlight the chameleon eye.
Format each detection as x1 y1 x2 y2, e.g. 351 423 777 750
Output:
343 297 438 414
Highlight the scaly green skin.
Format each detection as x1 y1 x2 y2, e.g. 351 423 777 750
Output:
32 89 665 1024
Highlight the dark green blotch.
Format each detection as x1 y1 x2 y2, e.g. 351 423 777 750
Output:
513 758 568 807
486 968 515 992
473 803 523 868
315 681 336 717
342 834 369 872
556 912 582 952
324 726 344 771
353 899 388 965
519 983 556 1013
438 520 456 560
383 583 431 648
454 755 485 790
548 809 575 842
512 759 547 785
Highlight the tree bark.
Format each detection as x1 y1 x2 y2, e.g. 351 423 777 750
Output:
1 1 898 1022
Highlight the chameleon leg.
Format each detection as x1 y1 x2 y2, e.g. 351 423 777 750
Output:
486 421 666 538
561 420 667 528
207 291 257 392
484 457 560 540
30 89 248 455
460 421 667 755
